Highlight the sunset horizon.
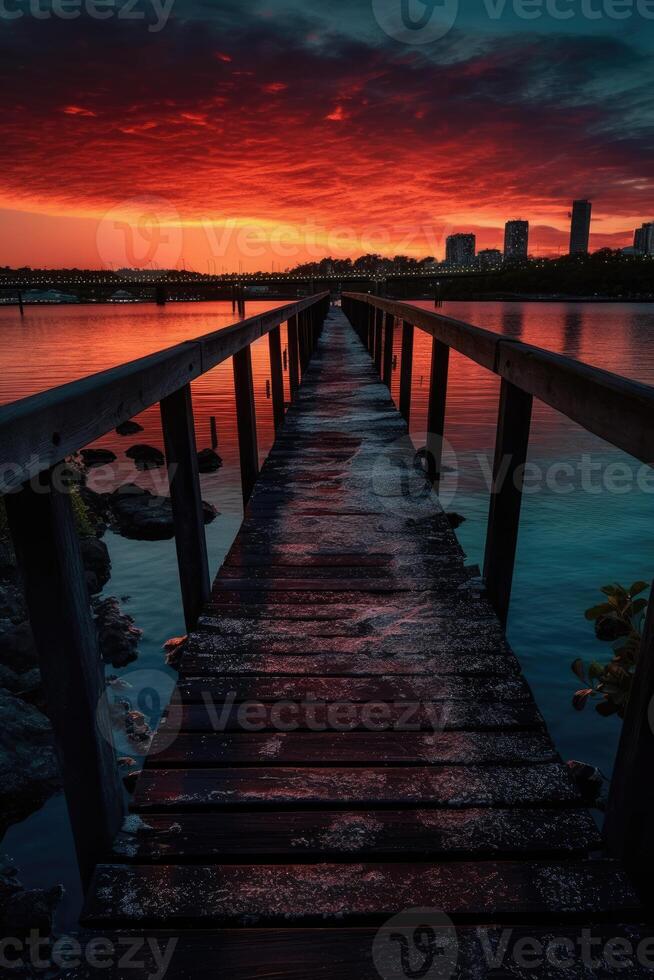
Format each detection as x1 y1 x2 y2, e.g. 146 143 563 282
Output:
2 1 652 270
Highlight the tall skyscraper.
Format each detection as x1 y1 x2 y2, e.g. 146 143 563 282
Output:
504 220 529 259
445 233 476 267
634 222 654 255
569 200 592 255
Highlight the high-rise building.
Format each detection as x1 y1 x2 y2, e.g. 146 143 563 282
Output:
569 200 592 255
445 234 476 267
477 248 503 269
634 222 654 255
504 220 529 260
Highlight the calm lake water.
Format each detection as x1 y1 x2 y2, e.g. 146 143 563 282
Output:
1 298 653 928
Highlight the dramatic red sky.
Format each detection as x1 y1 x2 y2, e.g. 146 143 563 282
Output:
2 1 653 270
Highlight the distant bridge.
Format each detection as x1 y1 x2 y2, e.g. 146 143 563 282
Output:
0 268 498 308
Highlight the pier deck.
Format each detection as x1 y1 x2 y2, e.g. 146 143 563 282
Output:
80 308 649 975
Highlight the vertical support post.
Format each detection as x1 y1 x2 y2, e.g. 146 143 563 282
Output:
287 315 300 398
210 415 218 450
17 290 24 316
604 586 654 876
268 325 285 431
425 340 450 490
374 308 383 376
160 384 211 630
367 306 375 354
382 313 394 388
399 321 414 423
5 474 124 889
483 379 533 626
297 311 307 374
233 344 259 505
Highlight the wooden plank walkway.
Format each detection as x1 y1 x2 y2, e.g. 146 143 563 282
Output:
82 308 649 976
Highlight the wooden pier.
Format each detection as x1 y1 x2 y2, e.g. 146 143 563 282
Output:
2 295 654 976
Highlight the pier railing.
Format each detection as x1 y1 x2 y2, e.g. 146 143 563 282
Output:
342 291 654 873
0 293 329 886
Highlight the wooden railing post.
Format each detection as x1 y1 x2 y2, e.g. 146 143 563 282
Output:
382 313 394 388
287 315 300 399
298 311 309 374
233 344 259 505
604 586 654 875
425 340 450 490
160 384 211 630
374 308 383 376
368 305 375 354
268 325 285 431
483 379 533 626
5 473 124 889
399 321 414 423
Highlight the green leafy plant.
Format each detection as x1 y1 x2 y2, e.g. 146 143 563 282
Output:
572 582 650 718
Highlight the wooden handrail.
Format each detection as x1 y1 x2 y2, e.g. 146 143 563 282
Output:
0 292 330 890
345 292 654 466
0 294 330 493
342 290 654 876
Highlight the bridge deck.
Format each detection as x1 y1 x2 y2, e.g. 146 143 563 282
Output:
82 309 647 975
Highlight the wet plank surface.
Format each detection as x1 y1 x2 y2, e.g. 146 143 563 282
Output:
84 307 644 974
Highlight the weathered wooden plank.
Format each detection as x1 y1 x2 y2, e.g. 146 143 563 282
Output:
112 807 599 861
146 731 557 766
84 860 639 926
180 651 518 678
66 925 654 979
168 701 545 733
168 674 532 703
131 764 576 810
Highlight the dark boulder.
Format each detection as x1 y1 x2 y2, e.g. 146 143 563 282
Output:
109 483 217 540
80 448 117 469
80 536 111 595
116 419 144 436
446 512 466 529
197 448 223 473
0 858 63 939
126 444 165 470
0 620 38 673
0 579 26 623
94 597 142 668
0 689 60 835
